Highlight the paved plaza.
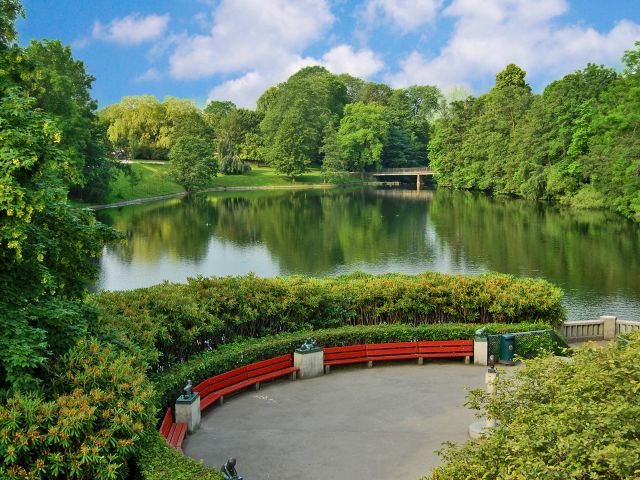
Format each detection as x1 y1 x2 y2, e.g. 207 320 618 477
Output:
183 361 487 480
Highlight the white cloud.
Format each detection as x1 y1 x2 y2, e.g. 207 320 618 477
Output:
387 0 640 90
207 46 384 108
322 45 384 77
364 0 443 33
93 13 170 45
169 0 334 80
174 0 386 108
135 67 163 82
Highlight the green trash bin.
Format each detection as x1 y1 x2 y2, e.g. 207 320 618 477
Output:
499 334 516 365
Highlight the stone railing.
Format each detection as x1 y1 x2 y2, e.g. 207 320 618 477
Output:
560 316 640 342
617 319 640 335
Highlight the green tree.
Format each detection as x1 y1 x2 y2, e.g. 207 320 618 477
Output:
21 39 118 201
0 0 22 45
337 102 389 176
583 43 640 220
260 66 347 179
168 136 218 193
158 97 209 150
0 87 116 389
385 85 443 166
203 99 236 132
100 96 165 159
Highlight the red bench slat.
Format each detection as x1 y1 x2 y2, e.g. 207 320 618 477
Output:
324 357 370 366
159 408 172 438
248 361 292 379
247 354 291 371
420 352 472 358
168 423 187 448
324 340 473 369
324 345 366 363
252 366 298 384
324 351 366 360
195 366 247 392
417 340 474 347
366 347 417 356
159 407 187 452
200 392 222 411
197 355 298 412
199 372 250 398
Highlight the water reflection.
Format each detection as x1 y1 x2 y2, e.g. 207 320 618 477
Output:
96 187 640 320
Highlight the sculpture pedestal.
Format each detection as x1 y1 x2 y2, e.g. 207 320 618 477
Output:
474 337 488 366
293 348 324 379
175 393 201 433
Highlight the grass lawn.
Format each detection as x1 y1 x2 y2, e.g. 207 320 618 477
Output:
80 162 332 206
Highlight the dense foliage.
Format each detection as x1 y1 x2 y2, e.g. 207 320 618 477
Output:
134 430 222 480
427 333 640 479
152 322 556 411
92 272 565 370
0 339 155 480
431 43 640 221
0 18 117 389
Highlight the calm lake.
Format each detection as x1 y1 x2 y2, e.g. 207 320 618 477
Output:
95 186 640 321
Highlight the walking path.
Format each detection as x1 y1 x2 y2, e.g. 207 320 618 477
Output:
183 362 487 480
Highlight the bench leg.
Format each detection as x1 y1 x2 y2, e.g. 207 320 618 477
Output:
367 361 373 368
290 371 297 381
254 382 261 391
465 356 471 365
418 357 424 365
325 365 331 374
219 396 224 406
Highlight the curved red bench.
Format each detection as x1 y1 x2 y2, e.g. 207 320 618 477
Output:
159 408 187 452
324 340 473 373
194 354 299 412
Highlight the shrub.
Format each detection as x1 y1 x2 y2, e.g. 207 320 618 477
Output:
152 322 555 411
134 430 222 480
425 332 640 479
92 272 565 370
0 339 155 480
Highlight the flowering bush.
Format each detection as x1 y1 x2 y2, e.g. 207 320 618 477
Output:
0 339 155 480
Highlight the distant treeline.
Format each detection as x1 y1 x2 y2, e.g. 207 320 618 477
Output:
430 43 640 221
99 68 443 179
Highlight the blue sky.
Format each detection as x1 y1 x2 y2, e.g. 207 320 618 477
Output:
17 0 640 109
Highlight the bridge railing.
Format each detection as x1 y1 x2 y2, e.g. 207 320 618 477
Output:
375 167 434 174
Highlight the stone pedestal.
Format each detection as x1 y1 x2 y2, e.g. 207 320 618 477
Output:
474 337 488 366
294 348 324 379
175 393 201 433
601 315 617 340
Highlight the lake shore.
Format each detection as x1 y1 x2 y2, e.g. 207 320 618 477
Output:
88 180 393 210
74 162 396 209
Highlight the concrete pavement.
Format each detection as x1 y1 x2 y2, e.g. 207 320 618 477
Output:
182 361 487 480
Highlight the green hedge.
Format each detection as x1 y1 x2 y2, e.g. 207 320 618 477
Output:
152 322 555 411
134 430 223 480
92 272 565 370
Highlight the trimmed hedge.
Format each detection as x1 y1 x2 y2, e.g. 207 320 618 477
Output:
152 322 555 411
134 430 223 480
92 272 565 370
